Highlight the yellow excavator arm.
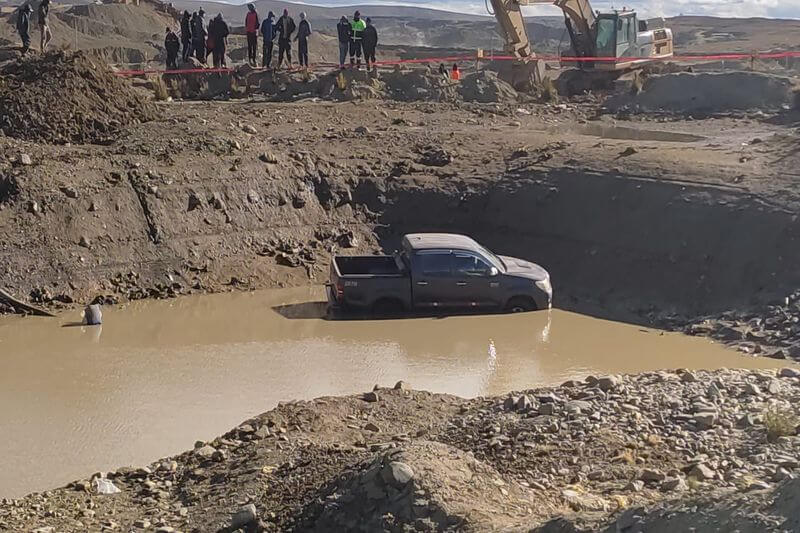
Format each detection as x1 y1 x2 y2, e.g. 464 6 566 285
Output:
489 0 597 61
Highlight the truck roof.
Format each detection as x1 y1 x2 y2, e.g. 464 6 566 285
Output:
402 233 483 253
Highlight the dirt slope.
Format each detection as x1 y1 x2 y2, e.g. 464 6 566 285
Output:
2 369 800 531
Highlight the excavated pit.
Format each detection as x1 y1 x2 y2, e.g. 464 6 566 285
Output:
357 169 800 321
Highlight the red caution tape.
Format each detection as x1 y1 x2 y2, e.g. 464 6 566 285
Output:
113 50 800 76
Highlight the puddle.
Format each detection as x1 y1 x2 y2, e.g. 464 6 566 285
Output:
555 124 706 143
0 287 786 497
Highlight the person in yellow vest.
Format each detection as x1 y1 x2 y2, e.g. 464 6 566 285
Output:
349 10 366 69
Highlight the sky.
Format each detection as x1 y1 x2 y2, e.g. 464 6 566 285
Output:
294 0 800 18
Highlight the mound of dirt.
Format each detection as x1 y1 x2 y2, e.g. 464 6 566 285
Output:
300 441 538 532
0 51 157 144
605 71 797 114
458 70 518 103
382 68 459 102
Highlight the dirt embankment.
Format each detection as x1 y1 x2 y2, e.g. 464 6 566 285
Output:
2 368 799 532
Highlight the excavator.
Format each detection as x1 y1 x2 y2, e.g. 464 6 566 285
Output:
488 0 674 89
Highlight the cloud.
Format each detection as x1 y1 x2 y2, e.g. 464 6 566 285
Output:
309 0 800 18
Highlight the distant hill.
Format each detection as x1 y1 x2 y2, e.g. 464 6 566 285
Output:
172 0 490 21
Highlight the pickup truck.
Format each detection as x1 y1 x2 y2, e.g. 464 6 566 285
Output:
326 233 552 315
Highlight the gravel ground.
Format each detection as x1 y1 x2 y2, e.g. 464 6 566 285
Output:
2 368 799 532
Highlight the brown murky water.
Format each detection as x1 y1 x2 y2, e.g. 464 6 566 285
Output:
0 287 787 497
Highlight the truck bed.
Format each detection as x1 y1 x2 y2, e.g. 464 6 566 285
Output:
333 256 405 277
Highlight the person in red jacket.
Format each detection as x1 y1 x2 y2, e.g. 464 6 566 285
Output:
245 4 260 66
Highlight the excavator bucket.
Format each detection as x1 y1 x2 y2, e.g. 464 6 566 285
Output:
507 58 547 92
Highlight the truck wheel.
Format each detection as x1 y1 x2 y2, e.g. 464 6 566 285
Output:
372 298 404 317
506 296 536 314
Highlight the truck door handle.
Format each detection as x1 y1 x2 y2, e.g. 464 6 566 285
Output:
417 281 428 286
456 282 467 286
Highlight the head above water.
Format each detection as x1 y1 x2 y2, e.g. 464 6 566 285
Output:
198 8 204 16
247 3 255 11
452 63 459 71
267 10 274 18
366 17 372 25
299 11 306 20
340 15 347 23
283 8 288 16
353 10 360 20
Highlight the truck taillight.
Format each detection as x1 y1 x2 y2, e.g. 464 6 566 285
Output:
336 282 344 298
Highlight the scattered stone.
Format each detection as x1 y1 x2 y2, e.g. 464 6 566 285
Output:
259 152 278 164
680 371 698 383
195 444 217 459
19 153 32 166
231 503 257 529
694 412 718 430
779 368 800 378
538 403 556 416
661 477 688 492
364 422 380 432
597 375 621 391
133 519 151 528
380 461 414 488
394 380 409 390
640 469 666 482
79 235 91 248
242 124 258 134
744 383 762 395
363 391 379 402
689 463 715 480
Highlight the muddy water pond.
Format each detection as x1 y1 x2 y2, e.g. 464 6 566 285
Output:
0 287 786 497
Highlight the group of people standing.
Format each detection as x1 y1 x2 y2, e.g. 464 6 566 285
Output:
337 12 378 69
167 8 230 69
164 5 378 72
15 0 52 56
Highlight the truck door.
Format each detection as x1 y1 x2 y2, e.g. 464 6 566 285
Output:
411 250 454 309
452 252 501 308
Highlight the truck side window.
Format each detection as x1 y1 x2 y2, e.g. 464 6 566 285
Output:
417 252 451 277
453 253 491 277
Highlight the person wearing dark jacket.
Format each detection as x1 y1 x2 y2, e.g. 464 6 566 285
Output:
295 12 311 68
336 16 350 69
274 8 295 69
16 4 31 55
244 3 259 66
208 13 229 68
180 11 192 62
260 11 275 68
38 0 51 52
192 9 207 63
165 27 180 70
362 17 378 70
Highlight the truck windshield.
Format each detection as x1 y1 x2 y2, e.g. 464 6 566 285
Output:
476 245 505 272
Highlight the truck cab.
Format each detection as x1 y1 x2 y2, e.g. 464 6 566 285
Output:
327 233 552 315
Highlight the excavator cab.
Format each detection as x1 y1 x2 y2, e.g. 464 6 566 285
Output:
594 11 638 59
590 10 673 70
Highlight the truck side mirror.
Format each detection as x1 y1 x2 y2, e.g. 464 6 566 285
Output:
489 267 499 277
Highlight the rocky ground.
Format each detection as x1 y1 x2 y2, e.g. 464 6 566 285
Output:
1 368 799 532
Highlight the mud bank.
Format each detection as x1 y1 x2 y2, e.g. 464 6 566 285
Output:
2 368 800 532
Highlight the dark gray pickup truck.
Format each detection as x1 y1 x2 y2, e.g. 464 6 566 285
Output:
326 233 552 315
